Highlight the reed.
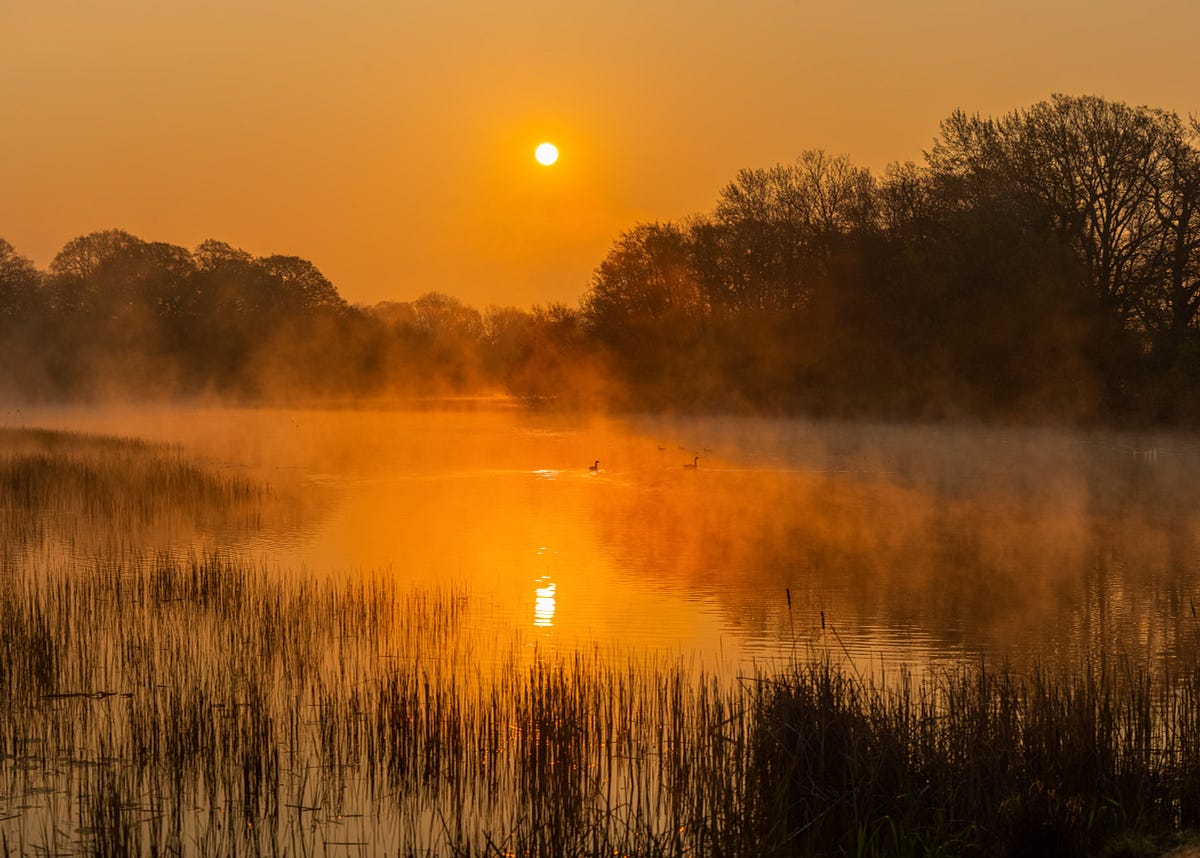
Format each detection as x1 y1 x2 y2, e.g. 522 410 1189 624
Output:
0 426 262 561
748 654 1200 857
5 550 1199 856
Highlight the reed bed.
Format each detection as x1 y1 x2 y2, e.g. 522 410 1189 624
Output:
0 552 751 856
748 655 1200 857
0 427 262 561
3 553 1200 856
2 428 1200 856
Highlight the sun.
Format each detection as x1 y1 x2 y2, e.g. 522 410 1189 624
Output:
535 142 559 166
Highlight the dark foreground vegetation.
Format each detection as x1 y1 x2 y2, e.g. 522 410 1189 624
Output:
1 428 1199 856
4 554 1200 857
2 93 1199 422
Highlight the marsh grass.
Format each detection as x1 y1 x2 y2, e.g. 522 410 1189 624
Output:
0 550 752 856
748 654 1200 857
0 427 262 561
3 428 1200 856
6 554 1200 857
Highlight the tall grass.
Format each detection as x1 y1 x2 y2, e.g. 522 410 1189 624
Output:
749 655 1200 857
0 426 262 561
5 552 1200 856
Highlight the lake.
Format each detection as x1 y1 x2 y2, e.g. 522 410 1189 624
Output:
7 403 1200 855
10 403 1199 673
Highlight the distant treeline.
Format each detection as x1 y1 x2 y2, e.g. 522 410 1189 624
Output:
586 94 1200 421
2 93 1199 421
0 232 601 403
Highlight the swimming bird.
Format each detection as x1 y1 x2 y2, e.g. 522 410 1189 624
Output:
683 456 699 470
589 460 600 472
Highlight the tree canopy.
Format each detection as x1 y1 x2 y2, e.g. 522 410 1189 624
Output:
3 94 1198 422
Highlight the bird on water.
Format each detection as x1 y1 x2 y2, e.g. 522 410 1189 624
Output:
683 456 699 470
589 460 600 472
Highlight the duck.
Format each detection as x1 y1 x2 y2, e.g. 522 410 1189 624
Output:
589 460 600 472
683 456 699 470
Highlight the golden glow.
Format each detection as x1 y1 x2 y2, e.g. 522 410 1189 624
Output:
533 576 557 627
22 405 1200 665
3 4 1196 309
535 142 559 166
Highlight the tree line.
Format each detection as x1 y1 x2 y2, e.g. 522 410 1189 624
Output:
584 94 1200 421
0 230 602 403
2 94 1198 421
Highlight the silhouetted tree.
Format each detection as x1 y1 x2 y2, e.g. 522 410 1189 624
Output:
46 229 144 315
0 239 46 397
194 239 254 271
507 304 611 405
1145 121 1200 348
0 239 41 321
925 95 1200 415
259 255 348 315
3 94 1198 420
703 151 872 316
358 294 489 394
931 95 1180 329
582 222 710 406
482 305 533 385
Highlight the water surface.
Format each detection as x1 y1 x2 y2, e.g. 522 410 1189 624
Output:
11 404 1200 673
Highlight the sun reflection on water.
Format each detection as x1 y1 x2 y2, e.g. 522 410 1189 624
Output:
533 575 556 627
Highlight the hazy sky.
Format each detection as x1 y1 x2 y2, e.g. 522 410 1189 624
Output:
2 0 1198 308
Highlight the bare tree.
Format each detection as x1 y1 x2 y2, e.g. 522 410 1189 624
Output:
0 238 42 320
711 150 875 312
260 255 348 313
1143 118 1200 348
933 95 1182 328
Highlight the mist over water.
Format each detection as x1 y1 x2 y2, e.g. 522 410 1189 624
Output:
9 404 1200 673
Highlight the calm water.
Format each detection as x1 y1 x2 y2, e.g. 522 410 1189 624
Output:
11 403 1200 672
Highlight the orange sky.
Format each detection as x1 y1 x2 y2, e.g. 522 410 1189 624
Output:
2 0 1198 309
